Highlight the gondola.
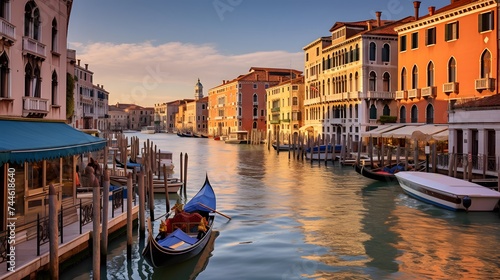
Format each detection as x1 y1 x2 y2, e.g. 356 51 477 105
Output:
142 175 216 268
354 162 405 182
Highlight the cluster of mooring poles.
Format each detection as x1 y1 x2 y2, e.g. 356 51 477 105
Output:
44 133 190 278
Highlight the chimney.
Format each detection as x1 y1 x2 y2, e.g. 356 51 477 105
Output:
428 6 435 16
77 59 80 66
413 1 421 20
222 80 225 84
366 20 372 31
85 63 88 70
375 11 382 27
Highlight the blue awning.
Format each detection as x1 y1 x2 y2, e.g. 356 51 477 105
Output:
0 119 107 165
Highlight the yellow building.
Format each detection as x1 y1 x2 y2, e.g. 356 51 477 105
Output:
266 76 305 142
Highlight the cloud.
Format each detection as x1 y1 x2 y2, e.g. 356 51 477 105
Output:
68 41 303 107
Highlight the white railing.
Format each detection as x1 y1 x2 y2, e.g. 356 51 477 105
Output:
23 97 49 112
420 86 436 98
395 90 407 100
407 88 421 99
23 37 46 58
304 97 321 106
443 82 459 94
361 91 395 99
475 78 495 91
0 18 15 40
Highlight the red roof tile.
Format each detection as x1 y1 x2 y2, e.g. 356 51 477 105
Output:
454 94 500 109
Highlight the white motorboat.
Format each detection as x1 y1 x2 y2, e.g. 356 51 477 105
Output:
141 126 156 134
394 171 500 211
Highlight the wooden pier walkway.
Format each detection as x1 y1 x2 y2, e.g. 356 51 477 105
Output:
0 199 139 280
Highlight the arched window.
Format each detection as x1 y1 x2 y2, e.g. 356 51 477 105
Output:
52 18 58 52
253 122 257 129
382 44 390 62
448 57 456 82
369 42 376 61
0 52 9 98
369 71 376 91
411 105 418 123
427 61 434 86
253 93 258 103
355 44 360 61
383 72 390 92
412 65 418 89
24 63 33 97
349 46 353 63
400 106 407 123
383 104 390 116
354 72 358 91
51 71 58 105
426 104 434 124
0 0 8 19
369 104 377 120
349 104 353 118
349 73 352 92
400 67 407 90
24 1 41 40
253 107 258 117
480 50 491 78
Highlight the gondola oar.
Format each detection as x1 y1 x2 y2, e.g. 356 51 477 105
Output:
198 202 231 220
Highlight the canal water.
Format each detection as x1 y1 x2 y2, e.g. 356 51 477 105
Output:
62 132 500 280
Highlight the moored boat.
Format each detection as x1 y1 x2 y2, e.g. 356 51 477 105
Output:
354 163 404 182
141 126 156 134
394 171 500 211
142 175 217 267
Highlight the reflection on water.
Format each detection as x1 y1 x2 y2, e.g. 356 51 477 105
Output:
61 133 500 279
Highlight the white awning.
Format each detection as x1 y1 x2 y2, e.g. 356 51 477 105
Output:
360 124 405 138
429 129 449 141
385 124 448 139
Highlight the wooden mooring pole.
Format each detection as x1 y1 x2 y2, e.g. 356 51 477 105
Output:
101 169 110 263
127 173 133 260
49 184 59 280
91 169 101 279
138 171 145 237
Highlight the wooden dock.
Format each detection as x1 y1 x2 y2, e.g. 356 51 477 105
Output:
0 200 139 280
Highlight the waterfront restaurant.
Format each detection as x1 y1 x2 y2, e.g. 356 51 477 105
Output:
0 118 106 232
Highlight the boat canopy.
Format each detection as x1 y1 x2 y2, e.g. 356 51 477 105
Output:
184 176 216 213
0 119 106 165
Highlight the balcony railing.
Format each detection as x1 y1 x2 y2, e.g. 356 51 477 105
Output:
271 107 280 112
420 86 436 98
270 119 280 124
281 119 290 123
23 36 46 59
361 91 395 100
407 88 421 99
304 97 321 106
443 82 459 94
395 90 407 100
475 78 495 91
23 96 49 117
0 18 15 43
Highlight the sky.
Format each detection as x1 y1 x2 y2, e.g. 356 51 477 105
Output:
67 0 450 107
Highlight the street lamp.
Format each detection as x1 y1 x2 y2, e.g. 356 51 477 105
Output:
425 143 430 172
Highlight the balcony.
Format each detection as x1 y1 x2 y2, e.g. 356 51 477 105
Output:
443 82 459 94
270 119 280 124
214 116 223 120
407 88 421 99
395 90 407 100
23 96 49 117
475 78 495 91
253 102 258 106
361 91 395 100
271 107 280 112
23 36 46 60
331 118 346 125
0 18 15 45
281 119 290 123
420 86 436 98
304 97 321 106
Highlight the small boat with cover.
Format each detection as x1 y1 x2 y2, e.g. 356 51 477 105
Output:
142 175 217 267
354 162 405 182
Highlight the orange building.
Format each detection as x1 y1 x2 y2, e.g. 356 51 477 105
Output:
395 0 498 125
207 67 301 137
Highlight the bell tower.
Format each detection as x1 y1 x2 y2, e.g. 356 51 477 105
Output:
194 78 203 100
